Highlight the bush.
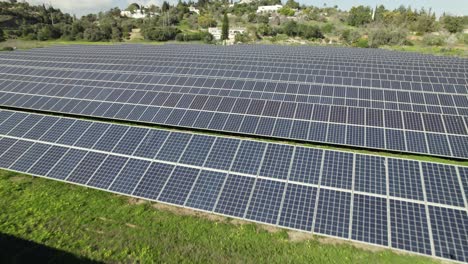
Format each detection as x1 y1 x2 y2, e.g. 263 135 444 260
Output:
340 29 361 44
368 28 407 48
353 38 369 48
175 31 214 43
0 28 5 42
234 32 252 43
321 23 335 34
422 34 446 46
2 47 14 51
143 26 180 41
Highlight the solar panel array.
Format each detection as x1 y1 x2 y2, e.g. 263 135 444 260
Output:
0 109 467 262
0 45 467 159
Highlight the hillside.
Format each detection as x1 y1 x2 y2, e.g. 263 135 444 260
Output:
0 1 467 55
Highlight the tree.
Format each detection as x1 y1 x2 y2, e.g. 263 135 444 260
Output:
0 28 5 42
221 13 229 41
285 0 300 10
348 5 372 26
278 7 295 16
127 3 140 13
198 14 217 28
162 1 170 12
443 16 464 33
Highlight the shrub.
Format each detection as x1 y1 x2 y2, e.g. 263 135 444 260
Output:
368 28 407 48
353 38 369 48
2 47 14 51
143 26 180 41
321 23 335 34
422 34 446 46
175 31 214 43
341 29 361 44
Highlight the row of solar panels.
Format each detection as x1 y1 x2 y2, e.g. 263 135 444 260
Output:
0 109 466 262
2 56 466 87
0 90 466 159
3 52 466 78
1 78 466 134
31 45 467 66
1 69 466 116
0 109 466 208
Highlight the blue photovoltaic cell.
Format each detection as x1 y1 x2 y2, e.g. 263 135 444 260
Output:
314 189 351 238
366 127 385 150
245 179 286 224
259 144 294 180
56 120 91 145
288 147 322 185
231 140 266 175
405 131 428 154
133 130 170 159
109 159 151 194
155 132 192 162
112 127 148 155
28 145 68 176
346 125 365 147
9 143 50 172
205 137 240 171
39 118 76 143
426 133 451 157
320 151 353 190
158 166 200 205
457 167 468 196
185 170 227 211
0 112 28 134
278 184 317 231
388 159 424 201
308 122 327 142
422 163 465 207
6 115 42 138
354 155 386 195
67 152 107 184
352 194 388 246
133 162 174 200
0 137 17 155
385 129 406 152
23 116 58 140
46 148 87 180
214 174 255 218
0 140 34 168
73 122 110 149
326 123 346 145
290 120 309 140
179 135 215 166
429 206 468 262
93 125 128 152
449 135 468 158
390 200 431 255
87 155 128 189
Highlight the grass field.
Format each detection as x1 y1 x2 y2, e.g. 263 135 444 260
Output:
0 169 438 263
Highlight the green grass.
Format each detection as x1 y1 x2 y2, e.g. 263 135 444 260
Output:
0 170 438 263
383 45 468 58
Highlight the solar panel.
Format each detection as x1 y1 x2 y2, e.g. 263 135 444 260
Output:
0 45 466 159
0 104 466 261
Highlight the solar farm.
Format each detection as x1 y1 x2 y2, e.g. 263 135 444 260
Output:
0 44 466 262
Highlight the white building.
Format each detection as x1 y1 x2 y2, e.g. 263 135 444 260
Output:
121 9 152 19
239 0 255 4
256 5 283 14
208 27 246 40
189 6 200 14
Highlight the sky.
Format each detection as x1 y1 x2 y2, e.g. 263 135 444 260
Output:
7 0 468 17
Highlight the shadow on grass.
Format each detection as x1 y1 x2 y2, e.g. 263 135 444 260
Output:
0 233 102 264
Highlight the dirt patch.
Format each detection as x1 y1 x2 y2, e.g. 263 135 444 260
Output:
288 231 312 242
125 223 138 228
319 236 383 253
127 197 148 205
9 176 31 182
151 203 225 223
